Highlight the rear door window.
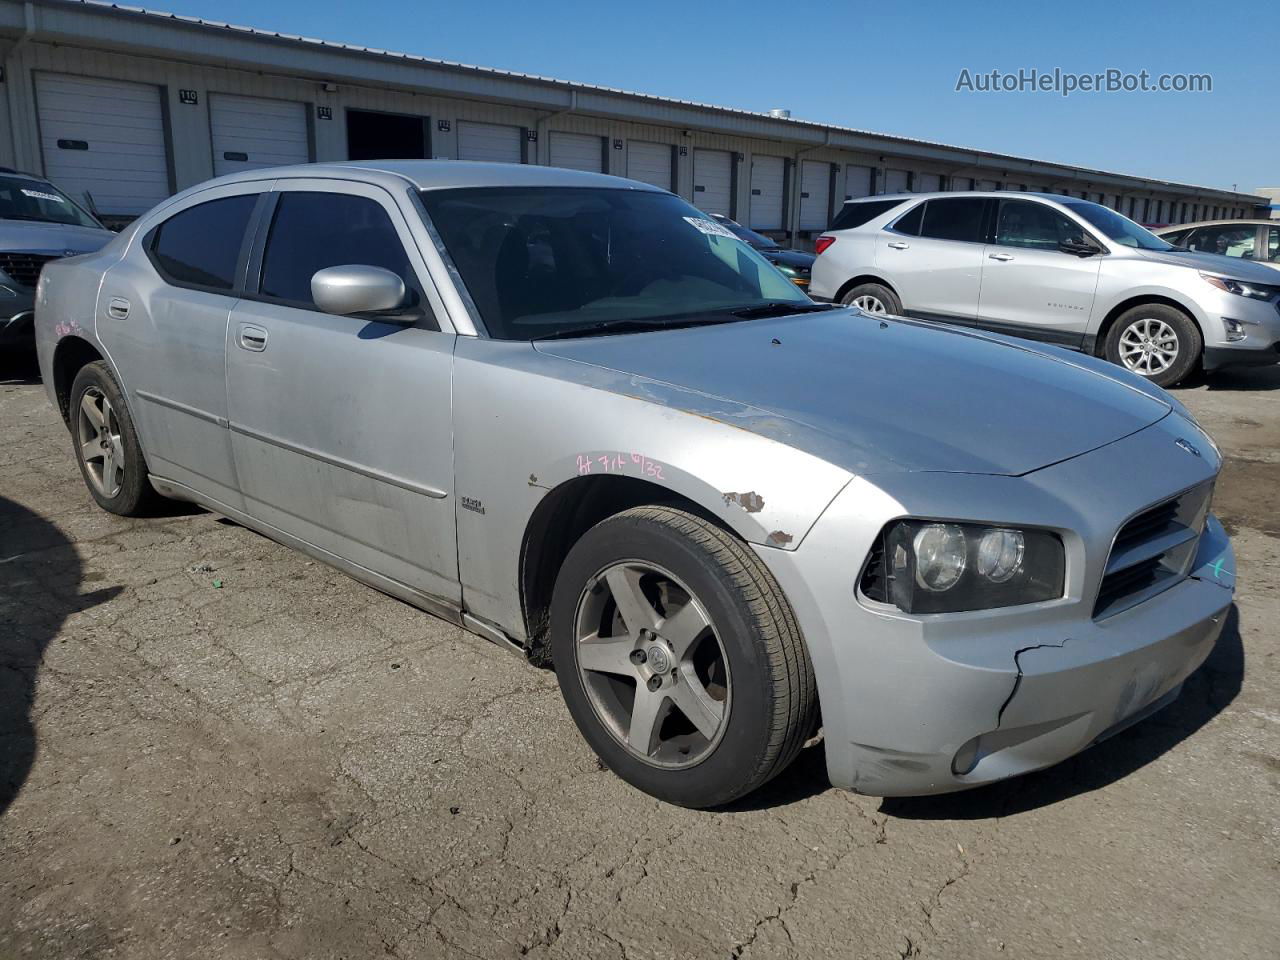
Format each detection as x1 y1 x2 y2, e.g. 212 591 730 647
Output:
259 192 415 308
148 194 258 291
918 197 987 242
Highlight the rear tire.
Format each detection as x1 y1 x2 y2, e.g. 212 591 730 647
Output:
841 282 902 316
550 506 817 808
1103 304 1202 388
69 361 159 516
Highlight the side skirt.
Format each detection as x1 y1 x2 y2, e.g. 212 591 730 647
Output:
148 474 528 659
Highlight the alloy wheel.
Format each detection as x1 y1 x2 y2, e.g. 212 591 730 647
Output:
77 387 125 498
852 294 887 314
573 560 730 768
1118 318 1179 376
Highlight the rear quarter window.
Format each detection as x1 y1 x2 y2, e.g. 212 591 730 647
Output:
830 198 908 231
147 194 258 291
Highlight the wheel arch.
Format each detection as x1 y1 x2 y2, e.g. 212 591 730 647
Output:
1093 295 1201 358
834 274 899 305
519 475 740 666
51 335 107 424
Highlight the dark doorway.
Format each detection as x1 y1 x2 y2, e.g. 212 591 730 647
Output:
346 109 430 160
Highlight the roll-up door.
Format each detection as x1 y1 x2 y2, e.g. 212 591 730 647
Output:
550 132 604 172
458 121 522 163
210 94 309 177
844 164 873 199
916 173 942 193
799 160 830 230
626 141 672 190
35 72 170 216
883 169 910 194
749 155 784 230
692 149 733 216
977 179 999 191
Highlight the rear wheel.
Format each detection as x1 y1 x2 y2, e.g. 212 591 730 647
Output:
69 361 159 516
841 282 901 316
1104 304 1202 388
550 506 817 808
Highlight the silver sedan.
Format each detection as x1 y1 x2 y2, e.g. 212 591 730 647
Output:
34 161 1235 807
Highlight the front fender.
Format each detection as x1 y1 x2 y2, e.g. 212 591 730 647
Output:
451 339 852 638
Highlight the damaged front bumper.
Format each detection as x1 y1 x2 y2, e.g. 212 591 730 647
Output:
754 413 1235 797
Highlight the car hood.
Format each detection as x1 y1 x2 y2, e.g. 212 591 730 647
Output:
760 248 816 270
1135 246 1280 282
0 219 112 254
535 309 1172 477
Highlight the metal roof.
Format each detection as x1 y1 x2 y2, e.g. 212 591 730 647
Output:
4 0 1266 205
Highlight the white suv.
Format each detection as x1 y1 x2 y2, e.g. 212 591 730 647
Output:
810 192 1280 387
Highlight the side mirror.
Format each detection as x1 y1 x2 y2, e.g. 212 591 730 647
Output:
1058 236 1101 257
311 265 409 318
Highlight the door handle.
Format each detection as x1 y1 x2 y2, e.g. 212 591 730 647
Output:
238 323 268 352
107 297 130 320
887 241 910 250
988 253 1015 261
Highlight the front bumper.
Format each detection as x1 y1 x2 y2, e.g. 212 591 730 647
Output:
0 286 36 346
1196 290 1280 370
757 412 1235 796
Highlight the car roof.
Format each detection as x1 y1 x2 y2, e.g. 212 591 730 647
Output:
201 160 668 193
1154 219 1273 231
0 167 51 184
842 190 1082 205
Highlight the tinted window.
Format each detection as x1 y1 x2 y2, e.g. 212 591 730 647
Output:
419 187 809 341
1162 229 1190 247
1183 225 1257 259
919 198 987 242
260 192 414 306
890 202 924 236
150 195 257 290
1267 227 1279 263
995 200 1080 250
0 175 101 228
830 198 908 231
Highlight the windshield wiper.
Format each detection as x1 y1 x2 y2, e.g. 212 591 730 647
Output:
729 301 834 320
532 315 743 341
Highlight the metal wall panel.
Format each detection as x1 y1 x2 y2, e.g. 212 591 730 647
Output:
209 93 309 176
798 159 830 230
549 131 603 172
457 120 522 163
692 148 732 216
749 154 784 230
626 140 672 190
33 72 170 216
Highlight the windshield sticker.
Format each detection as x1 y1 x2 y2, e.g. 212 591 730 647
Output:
683 216 737 240
21 188 65 203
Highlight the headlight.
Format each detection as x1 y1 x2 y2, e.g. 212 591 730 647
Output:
1200 273 1280 301
861 520 1065 613
774 264 798 277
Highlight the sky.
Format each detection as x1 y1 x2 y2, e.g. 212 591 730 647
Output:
152 0 1276 193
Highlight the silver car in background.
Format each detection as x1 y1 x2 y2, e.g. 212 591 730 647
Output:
35 162 1235 806
810 192 1280 387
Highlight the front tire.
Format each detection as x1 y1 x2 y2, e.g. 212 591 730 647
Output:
1103 304 1202 388
69 361 159 516
550 506 817 808
840 281 902 316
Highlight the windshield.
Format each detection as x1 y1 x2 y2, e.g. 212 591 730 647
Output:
714 217 779 249
1062 201 1172 251
420 187 810 340
0 176 101 228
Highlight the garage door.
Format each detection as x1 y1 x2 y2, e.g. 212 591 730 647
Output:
458 121 522 163
35 73 170 217
916 173 942 193
626 141 672 190
550 132 604 172
977 179 999 191
749 155 784 230
799 160 830 231
693 149 732 216
210 94 309 177
844 164 873 200
883 169 910 194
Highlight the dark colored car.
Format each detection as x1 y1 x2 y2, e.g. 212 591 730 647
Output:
0 168 112 350
709 213 815 289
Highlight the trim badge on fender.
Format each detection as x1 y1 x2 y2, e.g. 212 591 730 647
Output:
1175 438 1202 458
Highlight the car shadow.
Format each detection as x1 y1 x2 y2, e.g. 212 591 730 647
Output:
0 495 121 815
1194 365 1280 392
880 604 1243 821
0 346 41 386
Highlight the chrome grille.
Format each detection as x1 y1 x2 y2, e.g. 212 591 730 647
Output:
0 252 59 288
1094 481 1214 619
